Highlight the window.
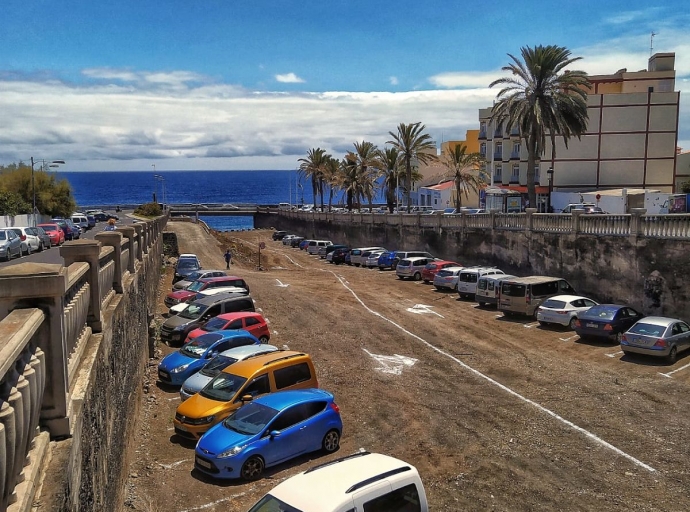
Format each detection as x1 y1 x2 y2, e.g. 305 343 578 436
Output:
531 281 560 297
227 319 243 330
228 337 256 349
245 317 260 327
363 483 422 512
203 305 222 319
494 142 502 160
493 164 502 182
511 164 520 183
511 142 520 158
534 165 541 183
274 363 312 389
480 142 487 157
240 374 270 399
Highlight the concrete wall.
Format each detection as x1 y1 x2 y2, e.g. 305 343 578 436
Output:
257 212 690 318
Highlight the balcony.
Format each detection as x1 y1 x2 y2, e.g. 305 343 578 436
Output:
510 150 520 160
493 173 503 183
509 174 520 184
479 147 487 158
493 127 503 138
479 129 487 140
493 149 503 160
510 126 520 137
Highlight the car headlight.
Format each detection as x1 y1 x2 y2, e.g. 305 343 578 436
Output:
218 445 246 458
171 363 190 373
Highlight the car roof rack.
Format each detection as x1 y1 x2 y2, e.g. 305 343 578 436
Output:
262 352 306 366
303 451 371 474
346 466 413 493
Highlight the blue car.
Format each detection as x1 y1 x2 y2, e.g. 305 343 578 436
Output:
158 330 260 386
574 304 643 342
194 389 342 480
377 250 399 270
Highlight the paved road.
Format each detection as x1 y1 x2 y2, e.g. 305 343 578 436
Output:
0 212 138 269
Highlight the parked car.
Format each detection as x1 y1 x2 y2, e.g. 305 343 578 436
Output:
33 226 52 250
165 276 250 308
289 236 305 248
561 203 605 214
574 304 644 343
180 344 279 400
168 287 250 316
475 274 518 307
326 245 348 262
350 247 385 267
376 250 399 270
432 266 466 291
86 214 96 229
320 244 347 259
299 239 312 251
282 234 298 245
52 218 79 241
245 451 429 512
536 295 599 329
63 218 82 238
499 276 576 318
37 223 65 246
92 211 119 222
173 254 202 284
174 350 318 439
71 213 90 232
457 267 505 299
421 260 460 283
307 240 333 255
185 311 271 344
272 230 287 241
0 228 22 261
9 227 43 254
364 250 386 268
194 389 342 480
385 250 435 271
330 247 350 265
396 256 437 281
620 317 690 363
172 269 227 291
157 330 261 386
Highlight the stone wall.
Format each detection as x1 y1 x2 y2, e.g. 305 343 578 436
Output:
256 212 690 318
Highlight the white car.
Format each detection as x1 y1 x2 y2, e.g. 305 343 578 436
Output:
432 266 466 290
364 250 385 268
537 295 599 329
9 226 44 254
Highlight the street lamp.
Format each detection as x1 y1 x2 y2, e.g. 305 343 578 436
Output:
547 166 554 213
31 157 65 226
154 174 166 210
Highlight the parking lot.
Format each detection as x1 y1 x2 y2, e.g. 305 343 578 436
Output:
124 222 690 511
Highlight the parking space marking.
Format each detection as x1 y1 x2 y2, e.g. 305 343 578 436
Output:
606 351 624 358
559 334 579 342
659 361 690 378
158 459 189 469
179 495 244 512
330 270 657 473
524 321 539 328
363 349 418 375
275 279 290 287
167 396 180 401
406 304 444 318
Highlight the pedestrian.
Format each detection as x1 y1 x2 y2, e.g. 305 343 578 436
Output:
104 218 117 231
224 248 232 268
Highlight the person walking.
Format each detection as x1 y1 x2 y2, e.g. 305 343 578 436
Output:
104 218 117 231
224 248 232 269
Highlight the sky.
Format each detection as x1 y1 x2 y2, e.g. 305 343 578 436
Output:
1 0 689 172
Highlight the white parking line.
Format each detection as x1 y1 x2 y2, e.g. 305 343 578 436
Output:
606 351 624 358
329 270 657 473
524 322 539 328
158 459 189 469
167 396 180 401
559 334 579 342
179 495 245 512
659 361 690 378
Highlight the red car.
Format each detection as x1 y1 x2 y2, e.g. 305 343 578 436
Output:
184 311 270 344
421 260 460 284
37 223 65 246
164 276 250 308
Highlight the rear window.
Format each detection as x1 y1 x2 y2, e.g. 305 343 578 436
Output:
502 283 526 297
436 270 454 277
541 299 566 309
460 272 478 283
0 232 6 240
477 279 488 290
627 323 666 337
586 306 618 320
398 259 411 267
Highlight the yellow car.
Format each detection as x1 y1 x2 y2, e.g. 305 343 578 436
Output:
173 351 318 440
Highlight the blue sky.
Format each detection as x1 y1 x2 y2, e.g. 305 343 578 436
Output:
1 1 688 171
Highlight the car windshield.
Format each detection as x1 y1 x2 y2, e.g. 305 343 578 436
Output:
200 372 247 402
247 495 302 512
187 281 205 292
41 225 56 232
425 263 437 270
199 354 238 377
542 299 566 309
585 306 618 320
202 317 228 332
177 259 199 269
627 323 666 337
437 270 453 277
180 333 224 358
222 402 279 435
185 271 203 282
178 303 207 320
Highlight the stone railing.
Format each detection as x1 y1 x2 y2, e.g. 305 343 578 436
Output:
0 214 167 512
279 208 690 240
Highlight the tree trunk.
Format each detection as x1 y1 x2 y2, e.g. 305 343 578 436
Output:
405 158 412 213
526 131 538 210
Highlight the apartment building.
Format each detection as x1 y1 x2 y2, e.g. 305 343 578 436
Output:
478 52 680 208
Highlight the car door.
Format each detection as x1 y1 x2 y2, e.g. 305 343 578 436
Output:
262 403 316 465
676 321 690 351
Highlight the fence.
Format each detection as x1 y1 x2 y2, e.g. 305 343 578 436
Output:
0 215 167 511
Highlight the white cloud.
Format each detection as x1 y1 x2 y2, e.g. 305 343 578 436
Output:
429 70 504 89
389 76 399 85
275 73 305 83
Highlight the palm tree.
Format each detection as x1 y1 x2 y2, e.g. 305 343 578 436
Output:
375 147 403 213
321 155 341 211
489 45 590 209
441 143 487 211
298 148 329 211
387 122 437 212
350 141 380 212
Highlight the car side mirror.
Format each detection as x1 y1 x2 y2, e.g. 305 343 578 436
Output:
269 430 281 438
240 394 253 403
207 351 218 359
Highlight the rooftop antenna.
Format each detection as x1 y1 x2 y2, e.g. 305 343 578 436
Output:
650 31 656 56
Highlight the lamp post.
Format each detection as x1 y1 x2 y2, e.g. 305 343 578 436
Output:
31 157 65 226
547 166 554 213
154 174 166 210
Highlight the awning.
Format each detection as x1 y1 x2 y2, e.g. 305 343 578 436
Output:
491 185 550 194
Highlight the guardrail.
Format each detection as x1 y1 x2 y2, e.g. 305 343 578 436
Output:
0 214 168 510
269 208 690 240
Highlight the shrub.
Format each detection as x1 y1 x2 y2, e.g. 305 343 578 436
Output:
134 202 163 218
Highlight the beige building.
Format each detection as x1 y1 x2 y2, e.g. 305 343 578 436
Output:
477 52 681 208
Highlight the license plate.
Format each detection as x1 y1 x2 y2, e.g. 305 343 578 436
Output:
158 370 169 378
586 323 598 328
176 424 188 432
196 457 211 469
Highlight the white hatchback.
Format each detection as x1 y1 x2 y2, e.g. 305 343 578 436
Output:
537 295 599 329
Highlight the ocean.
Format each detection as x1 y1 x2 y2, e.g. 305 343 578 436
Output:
62 170 313 231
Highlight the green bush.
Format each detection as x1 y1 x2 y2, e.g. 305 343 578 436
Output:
134 202 163 217
0 162 76 217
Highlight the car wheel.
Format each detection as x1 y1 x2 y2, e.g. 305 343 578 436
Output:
478 301 486 307
391 262 398 270
322 429 340 453
39 242 44 252
413 272 421 281
240 456 265 481
667 346 678 364
538 321 547 326
259 335 269 344
568 317 578 330
434 286 443 291
397 275 404 280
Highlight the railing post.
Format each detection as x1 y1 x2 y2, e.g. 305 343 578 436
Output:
572 209 585 234
629 208 647 243
116 226 137 274
525 208 537 232
60 240 103 332
131 223 144 262
489 209 500 232
0 263 70 438
95 232 124 293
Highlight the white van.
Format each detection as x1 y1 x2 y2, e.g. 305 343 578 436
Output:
456 267 504 299
350 246 385 267
475 274 517 307
245 451 428 512
307 240 332 255
71 214 89 232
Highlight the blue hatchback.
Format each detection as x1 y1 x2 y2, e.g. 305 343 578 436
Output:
377 250 398 270
158 330 260 386
194 389 342 480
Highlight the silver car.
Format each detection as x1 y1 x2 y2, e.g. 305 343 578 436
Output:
172 269 227 291
432 266 466 291
0 228 22 261
396 256 437 281
620 317 690 363
179 344 279 400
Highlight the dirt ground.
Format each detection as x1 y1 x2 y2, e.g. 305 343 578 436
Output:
123 221 690 512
